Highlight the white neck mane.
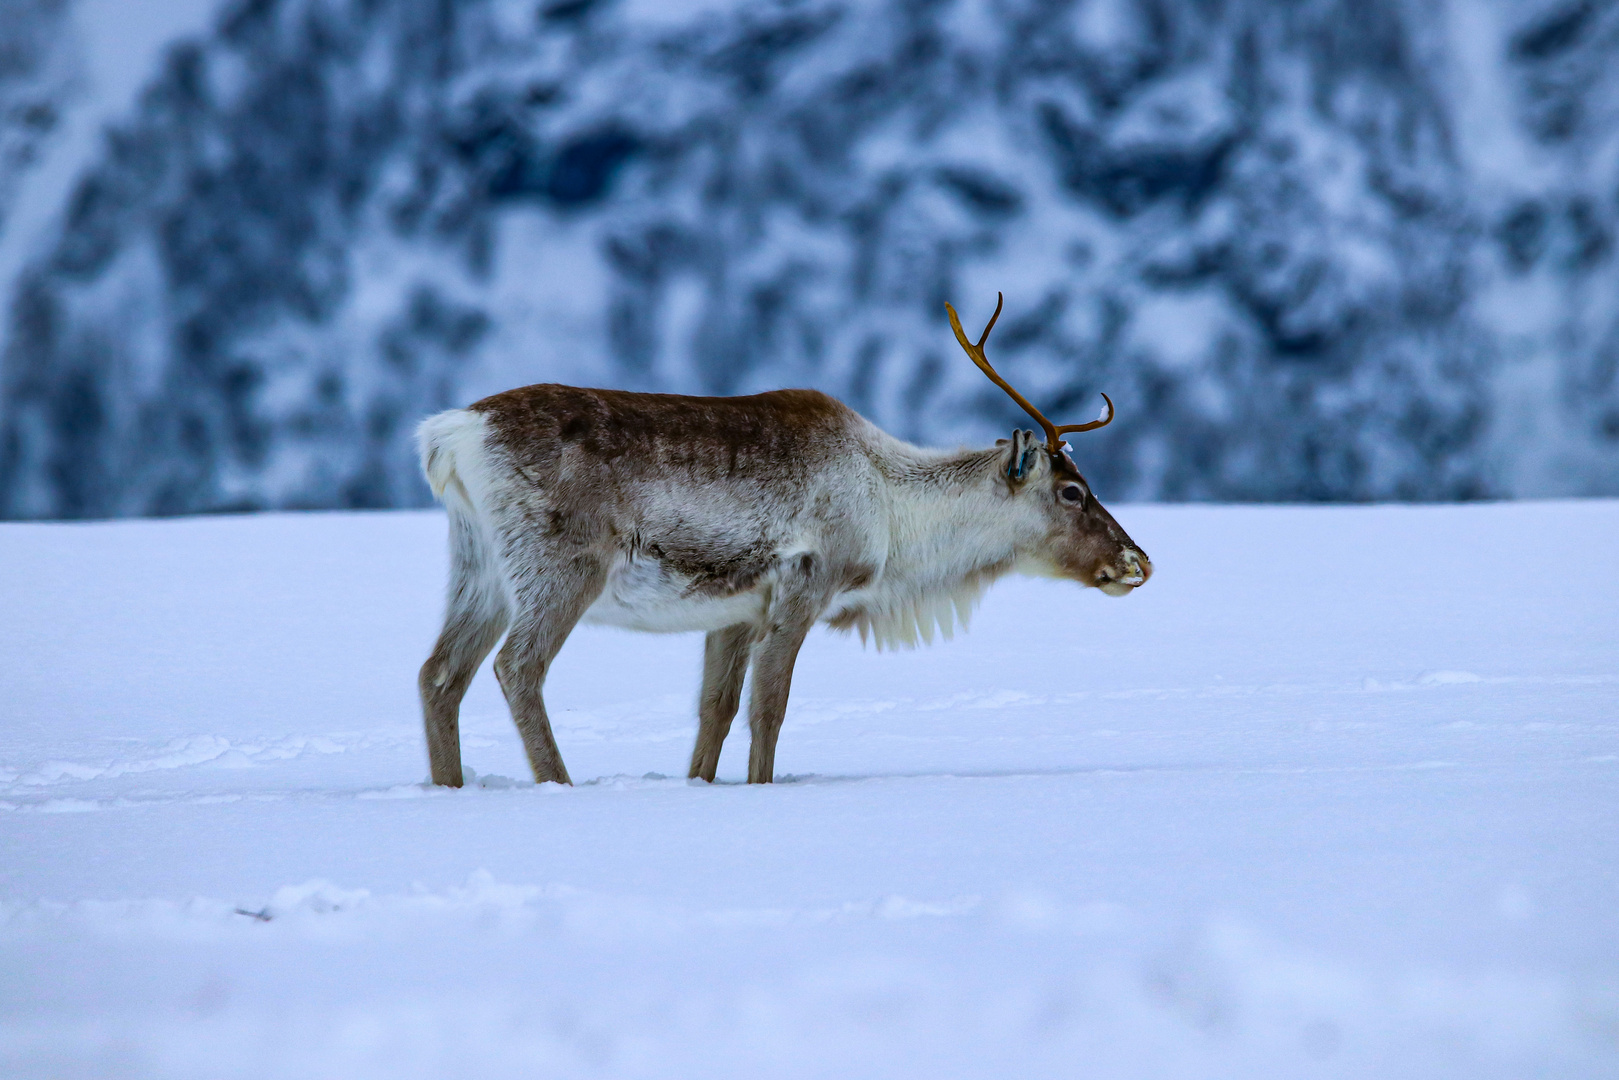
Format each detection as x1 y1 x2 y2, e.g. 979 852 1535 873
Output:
831 437 1024 651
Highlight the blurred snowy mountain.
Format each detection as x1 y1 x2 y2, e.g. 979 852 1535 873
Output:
0 0 1615 516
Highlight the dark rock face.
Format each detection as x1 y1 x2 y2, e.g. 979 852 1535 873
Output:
1 0 1616 517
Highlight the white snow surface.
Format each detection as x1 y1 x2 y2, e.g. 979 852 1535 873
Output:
1 501 1616 1077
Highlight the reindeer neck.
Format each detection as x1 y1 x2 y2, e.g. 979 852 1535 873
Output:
874 440 1022 587
824 435 1022 651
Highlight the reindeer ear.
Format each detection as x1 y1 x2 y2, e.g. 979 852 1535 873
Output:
1004 429 1042 489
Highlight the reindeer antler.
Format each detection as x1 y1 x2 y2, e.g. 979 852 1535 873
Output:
945 292 1113 454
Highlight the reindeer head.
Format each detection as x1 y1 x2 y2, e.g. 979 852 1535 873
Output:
948 294 1152 597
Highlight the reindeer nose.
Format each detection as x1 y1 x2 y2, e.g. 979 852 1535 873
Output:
1096 549 1149 591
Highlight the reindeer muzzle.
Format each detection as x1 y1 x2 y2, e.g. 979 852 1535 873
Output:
1096 549 1150 596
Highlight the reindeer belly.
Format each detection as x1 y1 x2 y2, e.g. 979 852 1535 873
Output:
582 552 768 633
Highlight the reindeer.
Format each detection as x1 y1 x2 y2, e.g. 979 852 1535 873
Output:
416 294 1151 786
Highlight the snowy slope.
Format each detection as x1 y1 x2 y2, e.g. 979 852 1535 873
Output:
0 0 220 313
1 501 1617 1077
3 0 1619 517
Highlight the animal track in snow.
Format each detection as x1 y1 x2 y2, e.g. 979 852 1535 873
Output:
0 731 411 792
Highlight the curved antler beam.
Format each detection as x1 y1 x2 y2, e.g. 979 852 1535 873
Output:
945 293 1114 454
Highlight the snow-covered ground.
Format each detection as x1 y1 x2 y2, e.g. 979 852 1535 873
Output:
1 501 1615 1077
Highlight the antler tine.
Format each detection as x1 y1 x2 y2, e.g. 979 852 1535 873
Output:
945 293 1062 452
1054 392 1114 436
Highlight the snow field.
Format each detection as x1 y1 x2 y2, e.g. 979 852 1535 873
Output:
1 501 1616 1077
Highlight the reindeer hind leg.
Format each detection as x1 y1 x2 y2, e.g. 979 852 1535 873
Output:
420 513 508 787
495 547 609 785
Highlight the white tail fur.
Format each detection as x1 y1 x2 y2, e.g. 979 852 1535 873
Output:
416 409 488 508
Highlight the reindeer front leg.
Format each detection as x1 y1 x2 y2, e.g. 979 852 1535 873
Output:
690 623 758 782
746 557 832 783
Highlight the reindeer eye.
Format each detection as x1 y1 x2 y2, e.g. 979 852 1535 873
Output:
1060 484 1085 504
